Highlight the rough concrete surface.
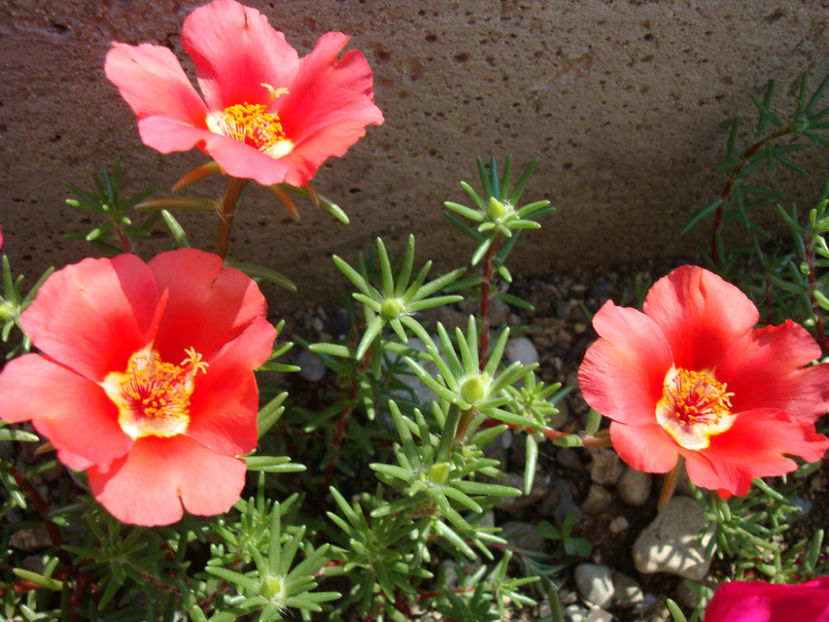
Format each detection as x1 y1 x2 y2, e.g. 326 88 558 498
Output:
2 1 829 311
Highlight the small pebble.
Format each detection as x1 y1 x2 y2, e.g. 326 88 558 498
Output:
564 603 588 622
609 516 629 534
586 606 613 622
296 349 326 382
612 571 644 607
574 563 614 608
581 484 612 515
504 336 539 366
588 448 623 485
10 528 52 551
489 296 510 325
633 495 713 580
551 478 582 526
616 466 652 506
501 520 547 551
556 446 583 470
790 495 812 517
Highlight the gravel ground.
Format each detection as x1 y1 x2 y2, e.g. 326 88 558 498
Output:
280 253 829 622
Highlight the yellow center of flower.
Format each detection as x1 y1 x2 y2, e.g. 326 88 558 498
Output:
655 367 737 450
102 346 208 440
205 83 294 159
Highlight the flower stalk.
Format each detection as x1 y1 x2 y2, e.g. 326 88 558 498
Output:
215 177 248 260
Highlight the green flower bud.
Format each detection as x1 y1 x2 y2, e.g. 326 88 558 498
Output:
460 374 487 403
487 196 506 220
380 297 404 319
428 461 451 484
0 302 15 323
261 575 285 600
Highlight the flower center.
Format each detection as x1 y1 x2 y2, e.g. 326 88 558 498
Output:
205 84 293 159
102 346 208 440
655 367 737 450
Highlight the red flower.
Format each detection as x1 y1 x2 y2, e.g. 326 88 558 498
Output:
0 249 276 525
104 0 383 187
578 265 829 496
704 577 829 622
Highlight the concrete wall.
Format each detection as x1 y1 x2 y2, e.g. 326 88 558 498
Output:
2 0 829 309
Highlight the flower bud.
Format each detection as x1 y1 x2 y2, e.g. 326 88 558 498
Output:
460 374 487 403
380 297 404 319
487 197 506 220
261 575 285 600
428 461 451 484
0 302 15 323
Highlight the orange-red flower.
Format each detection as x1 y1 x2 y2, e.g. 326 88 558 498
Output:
579 265 829 497
105 0 383 187
0 249 276 525
704 577 829 621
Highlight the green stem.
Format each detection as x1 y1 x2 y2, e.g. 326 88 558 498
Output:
478 236 500 369
215 177 248 260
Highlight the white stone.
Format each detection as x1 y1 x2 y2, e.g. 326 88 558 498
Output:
504 336 539 366
617 466 653 506
574 563 614 608
588 447 623 485
632 495 713 580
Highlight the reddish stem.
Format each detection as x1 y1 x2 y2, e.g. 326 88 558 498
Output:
710 127 792 266
215 177 247 260
113 223 132 253
10 465 71 567
321 314 370 490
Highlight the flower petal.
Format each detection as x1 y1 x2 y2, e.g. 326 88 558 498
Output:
609 421 680 473
21 255 158 382
0 354 131 471
187 316 276 456
685 409 829 496
147 248 269 362
88 435 246 526
278 33 384 186
198 131 294 185
105 42 208 132
643 266 759 371
182 0 299 110
717 321 829 421
704 578 829 622
578 300 673 426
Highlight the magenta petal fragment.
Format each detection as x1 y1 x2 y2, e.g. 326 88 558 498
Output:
88 436 247 526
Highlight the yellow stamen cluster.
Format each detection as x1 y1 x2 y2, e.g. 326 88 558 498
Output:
656 367 736 450
102 346 208 440
205 83 293 158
